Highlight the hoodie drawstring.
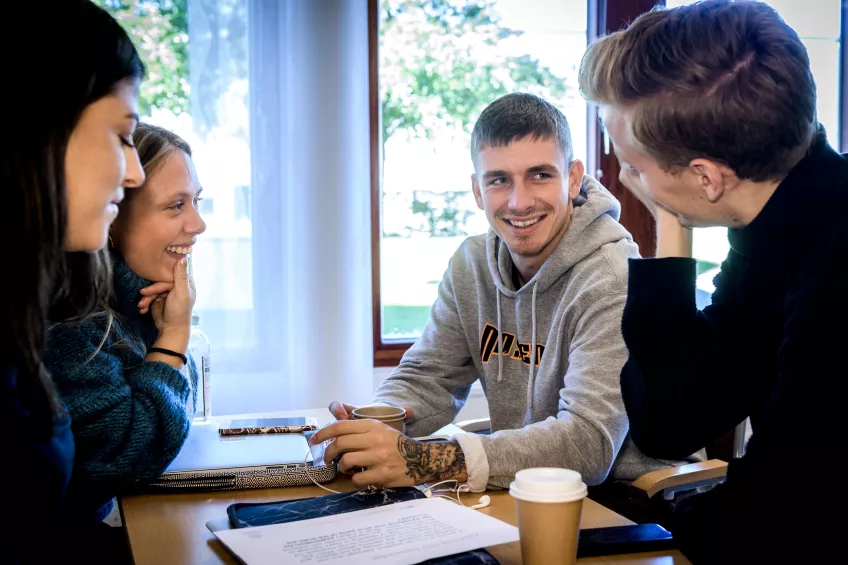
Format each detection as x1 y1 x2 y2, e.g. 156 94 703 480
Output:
496 280 539 400
525 281 538 414
496 290 503 383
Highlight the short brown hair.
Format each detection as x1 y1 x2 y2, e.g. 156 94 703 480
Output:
471 93 574 165
579 0 817 182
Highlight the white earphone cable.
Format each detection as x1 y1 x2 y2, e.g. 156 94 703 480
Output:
423 481 489 509
303 448 341 494
300 446 488 509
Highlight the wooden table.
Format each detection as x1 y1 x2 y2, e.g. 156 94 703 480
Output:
121 479 690 564
121 410 691 564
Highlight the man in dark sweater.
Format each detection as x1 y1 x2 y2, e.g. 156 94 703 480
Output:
579 1 844 563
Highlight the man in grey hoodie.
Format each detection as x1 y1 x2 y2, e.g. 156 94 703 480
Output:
314 93 695 491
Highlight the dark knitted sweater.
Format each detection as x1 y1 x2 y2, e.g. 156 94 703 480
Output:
620 130 847 563
45 253 197 523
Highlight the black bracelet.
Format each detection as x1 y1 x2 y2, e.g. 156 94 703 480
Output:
148 347 188 365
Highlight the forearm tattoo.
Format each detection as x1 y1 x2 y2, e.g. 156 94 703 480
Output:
397 436 467 484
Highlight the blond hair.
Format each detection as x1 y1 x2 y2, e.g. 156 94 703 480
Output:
579 0 817 181
133 122 192 181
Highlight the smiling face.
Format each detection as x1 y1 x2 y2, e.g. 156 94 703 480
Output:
64 78 145 251
110 150 206 282
472 137 583 260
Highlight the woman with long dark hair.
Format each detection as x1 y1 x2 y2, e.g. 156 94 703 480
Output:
0 2 145 562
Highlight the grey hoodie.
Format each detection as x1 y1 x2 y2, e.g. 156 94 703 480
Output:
373 176 699 491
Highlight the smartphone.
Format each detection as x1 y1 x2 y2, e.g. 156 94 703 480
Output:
218 417 316 436
576 524 675 558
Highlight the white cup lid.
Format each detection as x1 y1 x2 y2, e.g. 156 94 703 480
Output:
509 468 588 503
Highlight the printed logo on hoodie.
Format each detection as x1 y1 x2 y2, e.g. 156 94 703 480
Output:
479 323 545 366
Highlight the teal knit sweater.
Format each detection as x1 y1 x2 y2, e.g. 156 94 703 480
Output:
45 253 197 522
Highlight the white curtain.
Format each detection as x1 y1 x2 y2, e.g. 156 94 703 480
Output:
188 0 373 414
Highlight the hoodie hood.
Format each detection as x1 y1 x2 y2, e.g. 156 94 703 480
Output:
487 175 631 296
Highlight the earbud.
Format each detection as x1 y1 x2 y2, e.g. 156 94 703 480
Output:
471 495 491 510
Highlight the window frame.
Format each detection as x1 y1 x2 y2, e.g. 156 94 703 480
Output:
369 0 409 367
586 0 661 260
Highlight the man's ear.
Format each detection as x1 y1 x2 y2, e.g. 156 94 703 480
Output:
471 173 484 210
567 159 585 199
689 159 729 203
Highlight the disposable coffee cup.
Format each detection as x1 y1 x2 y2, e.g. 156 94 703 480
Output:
509 468 588 565
351 405 406 434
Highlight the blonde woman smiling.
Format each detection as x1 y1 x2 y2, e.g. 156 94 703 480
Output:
46 123 207 525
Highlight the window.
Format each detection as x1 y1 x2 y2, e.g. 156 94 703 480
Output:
664 0 843 292
99 0 380 414
101 0 848 391
373 0 589 362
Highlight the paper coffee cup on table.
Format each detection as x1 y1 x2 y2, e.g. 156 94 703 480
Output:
509 468 588 565
351 405 406 434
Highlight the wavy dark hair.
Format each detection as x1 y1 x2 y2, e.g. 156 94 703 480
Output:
0 1 145 421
